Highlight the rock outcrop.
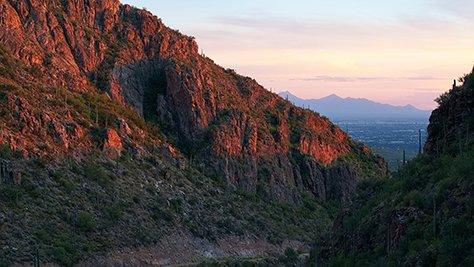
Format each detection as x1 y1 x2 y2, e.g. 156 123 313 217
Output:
103 128 123 158
0 0 387 202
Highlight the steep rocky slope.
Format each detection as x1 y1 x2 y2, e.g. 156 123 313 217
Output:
425 70 474 156
311 69 474 266
0 0 388 265
0 0 386 202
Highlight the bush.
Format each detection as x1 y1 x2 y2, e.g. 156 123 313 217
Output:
51 236 80 266
0 143 15 159
403 190 424 208
52 171 75 192
104 204 124 221
0 259 9 267
0 185 24 204
83 162 111 186
150 206 173 223
76 211 96 232
281 247 299 266
0 86 8 104
169 198 183 213
44 53 53 66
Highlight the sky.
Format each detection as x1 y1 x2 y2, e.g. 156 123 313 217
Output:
122 0 474 110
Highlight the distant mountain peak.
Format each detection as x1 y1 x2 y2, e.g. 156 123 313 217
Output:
323 94 342 99
278 92 431 121
322 93 343 100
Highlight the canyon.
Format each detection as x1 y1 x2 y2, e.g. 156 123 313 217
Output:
2 0 471 266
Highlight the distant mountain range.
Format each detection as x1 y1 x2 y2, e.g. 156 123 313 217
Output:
279 91 432 121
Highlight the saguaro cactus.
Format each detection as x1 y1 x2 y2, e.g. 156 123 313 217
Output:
0 159 11 184
403 150 406 165
418 129 422 155
466 122 470 149
0 159 6 182
34 247 40 267
95 104 99 125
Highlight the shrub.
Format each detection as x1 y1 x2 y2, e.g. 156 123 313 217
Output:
267 231 284 245
0 143 21 159
0 185 24 204
0 85 10 104
20 177 40 198
76 211 96 232
150 204 174 223
403 190 424 208
52 171 75 192
0 63 13 76
51 236 80 266
281 247 299 266
44 53 53 66
83 162 111 186
104 204 124 221
169 198 183 213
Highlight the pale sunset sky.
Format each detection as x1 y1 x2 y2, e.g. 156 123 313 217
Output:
122 0 474 110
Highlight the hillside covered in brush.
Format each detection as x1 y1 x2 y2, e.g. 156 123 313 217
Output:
0 0 387 265
309 69 474 266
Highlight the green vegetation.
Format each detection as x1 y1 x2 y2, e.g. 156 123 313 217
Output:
52 171 75 192
103 204 124 222
0 152 335 265
83 162 111 186
265 111 280 140
280 248 300 266
311 149 473 266
0 184 24 204
0 75 161 153
0 9 442 266
339 142 386 180
93 38 126 92
0 143 16 159
308 70 474 266
76 211 96 232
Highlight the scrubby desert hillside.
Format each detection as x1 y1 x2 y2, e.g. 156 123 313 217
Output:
311 69 473 266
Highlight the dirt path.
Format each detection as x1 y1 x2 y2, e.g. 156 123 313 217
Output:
78 230 309 266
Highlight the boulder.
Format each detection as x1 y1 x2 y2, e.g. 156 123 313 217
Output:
103 128 123 158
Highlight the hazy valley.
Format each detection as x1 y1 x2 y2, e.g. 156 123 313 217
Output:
278 92 431 170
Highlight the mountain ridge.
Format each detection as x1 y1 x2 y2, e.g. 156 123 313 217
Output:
0 0 387 264
0 0 387 201
279 91 431 121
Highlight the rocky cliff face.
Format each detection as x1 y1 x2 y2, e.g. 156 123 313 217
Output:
0 0 387 202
